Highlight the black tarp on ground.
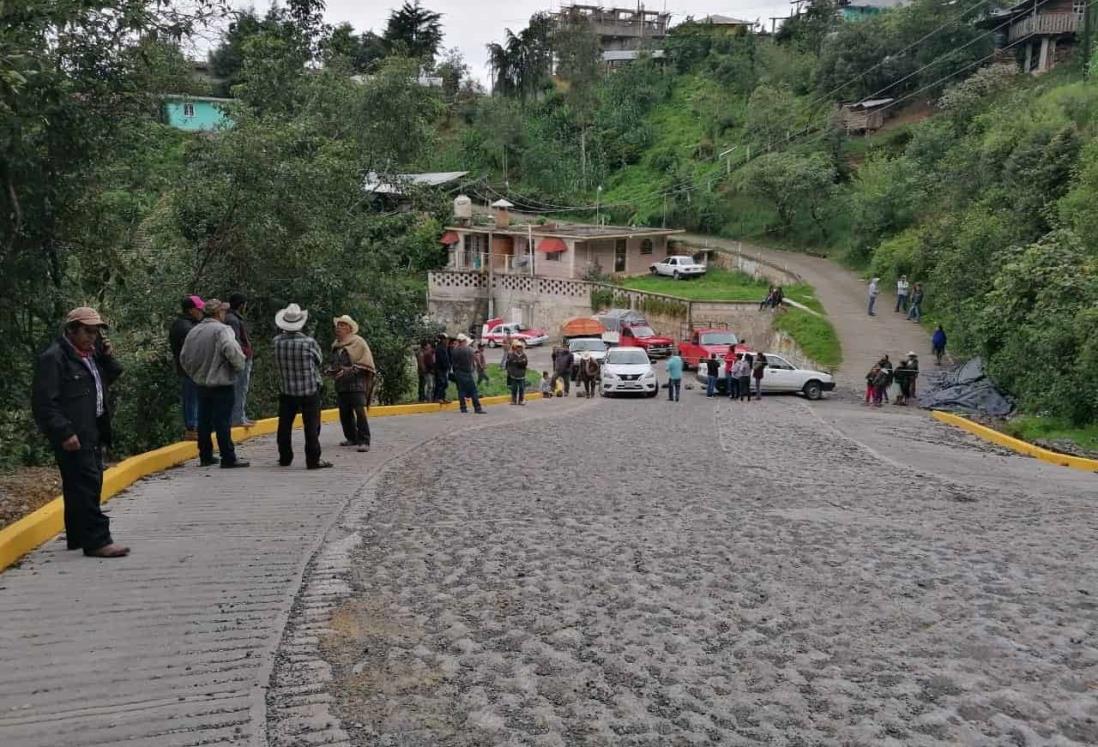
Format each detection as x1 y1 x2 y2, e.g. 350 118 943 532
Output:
917 357 1014 417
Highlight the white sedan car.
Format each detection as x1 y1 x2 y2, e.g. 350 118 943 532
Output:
649 255 706 279
601 347 659 397
695 352 836 400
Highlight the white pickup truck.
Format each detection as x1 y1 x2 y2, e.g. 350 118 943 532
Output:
649 255 706 279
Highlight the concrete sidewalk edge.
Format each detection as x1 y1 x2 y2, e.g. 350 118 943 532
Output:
932 411 1098 474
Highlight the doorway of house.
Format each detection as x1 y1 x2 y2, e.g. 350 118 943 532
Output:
614 239 626 273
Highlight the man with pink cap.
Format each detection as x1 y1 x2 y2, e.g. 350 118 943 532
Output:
169 295 205 440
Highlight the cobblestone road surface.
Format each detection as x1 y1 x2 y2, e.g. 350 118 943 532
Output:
287 390 1098 746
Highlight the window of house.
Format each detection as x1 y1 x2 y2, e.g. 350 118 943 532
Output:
1074 0 1086 14
183 103 195 117
614 239 627 272
640 238 653 255
545 251 563 262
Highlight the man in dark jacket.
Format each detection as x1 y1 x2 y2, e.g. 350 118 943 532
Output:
432 333 451 404
225 292 255 427
32 307 129 558
450 334 486 414
549 345 574 396
169 295 204 440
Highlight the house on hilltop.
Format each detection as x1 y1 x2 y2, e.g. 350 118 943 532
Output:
839 0 911 22
980 0 1086 74
553 4 671 68
161 95 234 132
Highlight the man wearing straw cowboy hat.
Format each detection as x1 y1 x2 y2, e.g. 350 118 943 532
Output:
32 306 130 557
450 333 487 415
273 303 332 470
329 314 376 451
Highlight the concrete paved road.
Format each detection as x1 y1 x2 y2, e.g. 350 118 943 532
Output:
273 389 1098 746
0 399 586 747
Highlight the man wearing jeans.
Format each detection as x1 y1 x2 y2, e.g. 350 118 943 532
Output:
273 303 331 470
169 295 204 440
705 354 720 397
895 275 910 313
665 352 683 402
450 334 487 414
226 293 254 427
180 299 248 468
867 277 880 316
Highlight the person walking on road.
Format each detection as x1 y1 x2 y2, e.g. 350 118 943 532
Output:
505 340 529 405
432 333 451 404
419 341 435 403
893 357 912 406
32 307 129 558
451 333 487 415
932 325 947 365
907 282 924 322
732 354 752 402
273 303 330 470
723 349 739 400
904 351 919 402
895 275 910 313
705 353 720 397
225 293 254 427
550 344 574 397
474 342 490 386
867 277 880 316
877 354 893 403
169 295 204 440
579 353 600 399
329 315 375 452
665 352 684 402
752 352 768 399
871 365 890 407
180 299 248 469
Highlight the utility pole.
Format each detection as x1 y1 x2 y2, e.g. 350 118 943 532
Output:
596 185 602 226
487 231 494 319
1084 1 1094 78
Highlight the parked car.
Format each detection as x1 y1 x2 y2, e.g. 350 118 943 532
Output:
650 255 706 279
601 347 658 397
567 337 609 379
596 309 674 359
677 328 751 370
694 352 835 400
481 318 549 347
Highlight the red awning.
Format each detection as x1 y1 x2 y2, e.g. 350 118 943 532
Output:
439 231 459 245
536 237 568 253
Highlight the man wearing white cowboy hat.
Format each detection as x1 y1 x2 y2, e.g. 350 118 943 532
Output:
273 303 331 469
450 333 487 415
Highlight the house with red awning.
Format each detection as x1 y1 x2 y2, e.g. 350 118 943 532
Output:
439 201 684 280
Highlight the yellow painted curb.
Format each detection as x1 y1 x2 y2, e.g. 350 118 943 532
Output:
0 393 519 572
932 411 1098 473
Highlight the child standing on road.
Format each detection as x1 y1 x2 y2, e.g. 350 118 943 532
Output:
539 371 553 398
865 364 879 405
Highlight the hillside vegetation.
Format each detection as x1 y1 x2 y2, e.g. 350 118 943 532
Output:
441 0 1098 426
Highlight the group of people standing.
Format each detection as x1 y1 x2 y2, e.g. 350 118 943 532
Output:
30 299 379 560
699 345 766 401
414 333 489 414
865 352 920 407
867 275 924 321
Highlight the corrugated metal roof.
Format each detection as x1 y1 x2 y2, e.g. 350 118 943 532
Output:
602 49 666 61
362 171 469 194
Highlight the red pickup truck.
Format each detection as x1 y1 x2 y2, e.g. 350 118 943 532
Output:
596 310 675 359
677 328 750 369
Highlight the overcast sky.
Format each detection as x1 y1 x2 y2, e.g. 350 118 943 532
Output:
217 1 794 84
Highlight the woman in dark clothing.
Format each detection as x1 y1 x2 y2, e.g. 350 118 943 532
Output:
505 340 529 405
752 352 767 399
329 316 374 452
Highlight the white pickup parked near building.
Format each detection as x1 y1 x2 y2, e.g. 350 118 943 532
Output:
649 255 707 279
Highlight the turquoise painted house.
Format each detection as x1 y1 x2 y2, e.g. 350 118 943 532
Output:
162 95 234 132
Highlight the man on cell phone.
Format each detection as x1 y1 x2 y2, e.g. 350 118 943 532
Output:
32 307 129 558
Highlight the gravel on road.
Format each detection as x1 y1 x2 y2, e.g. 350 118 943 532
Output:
287 390 1098 745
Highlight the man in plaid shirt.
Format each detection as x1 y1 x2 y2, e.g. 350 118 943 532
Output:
273 303 332 470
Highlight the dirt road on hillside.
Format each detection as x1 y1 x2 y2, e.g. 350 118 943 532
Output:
683 235 931 391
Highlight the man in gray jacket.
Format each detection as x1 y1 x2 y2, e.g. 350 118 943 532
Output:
180 298 248 468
